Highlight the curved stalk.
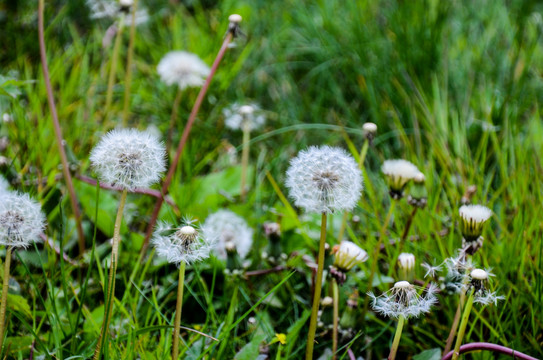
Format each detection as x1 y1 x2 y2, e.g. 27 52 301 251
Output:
0 247 12 353
388 315 405 360
442 342 539 360
167 89 183 150
172 262 186 359
305 213 327 360
94 189 128 360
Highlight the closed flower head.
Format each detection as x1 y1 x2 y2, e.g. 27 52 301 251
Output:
203 209 253 260
223 103 266 132
157 51 210 90
398 253 415 272
0 192 46 248
381 159 420 199
90 128 166 191
332 241 368 272
152 219 214 265
286 146 363 214
368 281 438 319
459 205 492 242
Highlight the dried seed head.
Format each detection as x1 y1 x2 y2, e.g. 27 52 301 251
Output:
229 14 242 23
468 268 504 305
223 103 266 132
203 209 253 260
157 51 210 90
368 281 438 319
0 192 46 248
285 146 363 214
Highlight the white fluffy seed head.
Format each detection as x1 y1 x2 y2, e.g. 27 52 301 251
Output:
333 240 368 271
398 253 415 271
229 14 242 23
223 103 266 132
459 204 492 241
90 128 166 191
0 192 46 248
381 159 420 193
151 219 214 265
119 0 133 7
86 0 149 25
471 268 488 280
369 282 438 319
285 146 363 214
203 209 253 260
157 51 210 90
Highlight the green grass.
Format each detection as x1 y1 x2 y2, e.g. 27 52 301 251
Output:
0 0 542 358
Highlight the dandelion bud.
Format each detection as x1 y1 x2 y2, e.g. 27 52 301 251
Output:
368 281 438 319
407 172 427 208
228 14 243 37
286 146 363 214
459 205 492 242
381 159 420 199
398 253 415 282
330 241 368 285
321 296 333 307
90 128 166 191
0 192 46 248
362 122 377 143
263 222 282 262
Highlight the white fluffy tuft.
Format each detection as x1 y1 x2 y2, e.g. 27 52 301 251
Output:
157 51 210 90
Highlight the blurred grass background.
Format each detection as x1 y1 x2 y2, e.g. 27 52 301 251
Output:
0 0 542 358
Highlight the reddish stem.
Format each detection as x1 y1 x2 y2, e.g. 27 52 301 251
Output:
38 0 86 255
141 31 234 253
75 174 179 210
441 342 539 360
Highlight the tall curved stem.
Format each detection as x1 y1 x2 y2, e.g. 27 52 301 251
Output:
172 262 186 359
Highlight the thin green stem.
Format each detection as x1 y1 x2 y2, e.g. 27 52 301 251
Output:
332 278 339 360
104 15 125 120
388 315 405 360
240 124 251 202
94 189 128 360
444 272 470 354
122 0 138 126
306 212 328 360
0 247 12 354
452 292 475 360
172 262 186 359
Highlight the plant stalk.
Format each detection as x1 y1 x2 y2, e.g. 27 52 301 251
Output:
94 189 128 360
38 0 85 255
172 261 186 359
305 212 327 360
240 123 251 201
444 274 470 355
332 278 339 360
104 15 125 119
122 0 138 126
0 247 12 353
388 315 405 360
451 292 475 360
442 342 539 360
141 31 234 254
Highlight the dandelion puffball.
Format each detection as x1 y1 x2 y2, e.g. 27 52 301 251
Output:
90 128 166 191
0 192 46 248
285 146 363 214
157 51 210 90
223 103 266 132
152 220 214 265
203 209 253 260
368 281 438 319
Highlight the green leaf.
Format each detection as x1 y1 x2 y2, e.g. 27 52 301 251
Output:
234 333 266 360
413 348 442 360
8 293 32 317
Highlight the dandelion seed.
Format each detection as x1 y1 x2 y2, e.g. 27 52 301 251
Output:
223 103 266 132
0 192 46 248
285 146 363 214
157 51 211 90
152 219 215 265
381 159 420 199
421 262 442 278
368 281 438 319
90 128 166 191
203 209 253 260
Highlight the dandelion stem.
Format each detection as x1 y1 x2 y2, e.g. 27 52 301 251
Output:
38 0 85 255
442 342 539 360
444 274 470 354
167 89 183 150
451 292 475 360
332 278 339 360
104 15 125 120
388 315 405 360
141 30 234 254
0 247 12 353
172 262 186 359
240 123 251 201
306 212 327 360
94 189 128 360
122 0 138 126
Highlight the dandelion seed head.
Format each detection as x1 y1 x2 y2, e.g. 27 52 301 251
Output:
362 122 377 134
459 204 492 242
398 253 415 271
368 281 438 319
0 192 46 248
332 240 368 272
152 219 214 265
470 268 488 280
86 0 149 25
468 268 504 306
381 159 420 197
157 51 210 90
90 128 166 191
285 146 363 214
223 103 266 131
203 209 253 260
